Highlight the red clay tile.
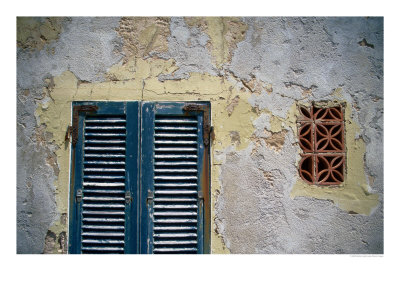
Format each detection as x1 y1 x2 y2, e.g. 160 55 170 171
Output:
298 105 313 122
315 154 345 185
314 106 343 121
314 122 344 152
299 154 315 184
298 122 314 152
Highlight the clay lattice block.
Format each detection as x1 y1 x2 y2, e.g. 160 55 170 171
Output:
297 105 345 185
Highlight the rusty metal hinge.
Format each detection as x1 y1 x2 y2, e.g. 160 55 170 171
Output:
65 125 72 142
183 103 212 147
71 104 98 147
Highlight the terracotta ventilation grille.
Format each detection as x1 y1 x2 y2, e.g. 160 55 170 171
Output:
297 105 345 185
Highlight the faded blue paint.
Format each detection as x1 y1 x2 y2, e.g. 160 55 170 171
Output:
68 101 210 254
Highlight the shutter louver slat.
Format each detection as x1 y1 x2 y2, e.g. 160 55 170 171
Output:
81 115 127 254
152 115 199 254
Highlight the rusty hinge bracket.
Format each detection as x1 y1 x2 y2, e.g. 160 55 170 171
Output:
71 104 98 147
183 103 212 147
65 125 72 142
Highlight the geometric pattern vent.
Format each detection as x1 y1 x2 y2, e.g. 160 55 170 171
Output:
297 105 345 185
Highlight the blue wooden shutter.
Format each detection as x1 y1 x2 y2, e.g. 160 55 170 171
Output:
140 102 211 254
68 101 140 254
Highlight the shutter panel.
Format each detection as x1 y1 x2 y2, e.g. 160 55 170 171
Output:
82 113 126 254
68 102 139 254
141 102 210 254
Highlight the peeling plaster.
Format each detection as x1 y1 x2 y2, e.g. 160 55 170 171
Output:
17 88 59 253
17 17 65 51
17 17 383 254
201 17 248 68
116 17 170 61
157 17 217 79
17 17 123 89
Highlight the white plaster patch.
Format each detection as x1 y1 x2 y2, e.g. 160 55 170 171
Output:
248 91 295 119
17 17 123 89
157 17 217 80
252 113 271 134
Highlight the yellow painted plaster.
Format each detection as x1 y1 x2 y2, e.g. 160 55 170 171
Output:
117 17 170 61
289 91 379 215
36 71 78 252
270 115 284 133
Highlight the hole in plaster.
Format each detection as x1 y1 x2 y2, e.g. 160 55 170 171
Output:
358 38 374 49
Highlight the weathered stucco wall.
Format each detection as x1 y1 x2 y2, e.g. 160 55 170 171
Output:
17 17 383 254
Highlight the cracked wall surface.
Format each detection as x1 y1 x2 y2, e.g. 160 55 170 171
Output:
17 17 383 254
